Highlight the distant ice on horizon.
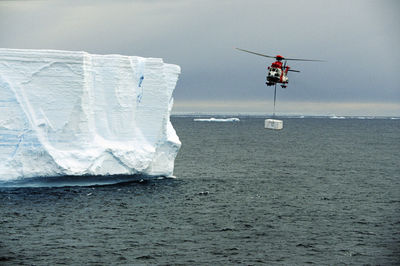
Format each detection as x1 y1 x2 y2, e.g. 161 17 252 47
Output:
329 115 346 119
193 117 240 122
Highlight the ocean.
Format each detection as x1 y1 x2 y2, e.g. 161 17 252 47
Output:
1 116 399 265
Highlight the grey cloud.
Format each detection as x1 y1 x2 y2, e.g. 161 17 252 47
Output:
0 0 399 114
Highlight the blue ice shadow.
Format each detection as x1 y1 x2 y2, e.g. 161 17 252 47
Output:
0 174 169 188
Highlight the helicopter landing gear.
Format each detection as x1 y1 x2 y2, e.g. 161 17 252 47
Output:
281 84 287 88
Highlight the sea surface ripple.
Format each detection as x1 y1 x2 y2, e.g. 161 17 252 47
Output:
1 117 399 265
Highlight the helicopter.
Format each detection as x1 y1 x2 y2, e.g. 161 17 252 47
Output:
236 48 324 88
236 48 324 120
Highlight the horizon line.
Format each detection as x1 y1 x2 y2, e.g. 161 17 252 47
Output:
172 100 400 117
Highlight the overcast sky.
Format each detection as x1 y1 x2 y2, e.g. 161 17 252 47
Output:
1 0 399 115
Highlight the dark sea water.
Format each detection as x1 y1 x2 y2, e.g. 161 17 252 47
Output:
1 117 399 265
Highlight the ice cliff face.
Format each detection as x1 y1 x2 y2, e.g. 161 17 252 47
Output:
0 48 181 181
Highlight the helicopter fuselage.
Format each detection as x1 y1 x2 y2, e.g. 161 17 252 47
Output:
266 60 289 87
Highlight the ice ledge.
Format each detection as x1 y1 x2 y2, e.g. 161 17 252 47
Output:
0 48 181 182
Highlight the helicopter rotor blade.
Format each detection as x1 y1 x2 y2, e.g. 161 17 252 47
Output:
236 48 326 62
283 57 325 62
235 48 276 59
288 69 300 72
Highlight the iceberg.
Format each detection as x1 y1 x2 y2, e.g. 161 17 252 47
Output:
0 48 181 182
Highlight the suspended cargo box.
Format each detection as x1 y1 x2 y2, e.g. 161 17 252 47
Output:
265 119 283 130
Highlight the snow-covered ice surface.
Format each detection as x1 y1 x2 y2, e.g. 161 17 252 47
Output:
193 117 240 122
0 48 181 185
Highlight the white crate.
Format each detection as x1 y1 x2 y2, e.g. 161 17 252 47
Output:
264 119 283 130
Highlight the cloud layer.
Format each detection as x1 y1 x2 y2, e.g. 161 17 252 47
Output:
1 0 399 115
